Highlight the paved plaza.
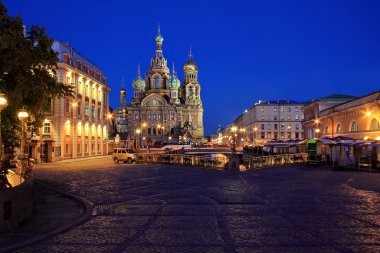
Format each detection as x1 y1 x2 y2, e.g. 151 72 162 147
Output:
5 157 380 252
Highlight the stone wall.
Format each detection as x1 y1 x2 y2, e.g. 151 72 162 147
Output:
0 178 34 233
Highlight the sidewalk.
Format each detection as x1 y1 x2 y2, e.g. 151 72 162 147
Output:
35 155 111 167
0 180 93 253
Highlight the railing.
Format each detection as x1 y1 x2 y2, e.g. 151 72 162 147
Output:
137 153 229 168
245 153 308 169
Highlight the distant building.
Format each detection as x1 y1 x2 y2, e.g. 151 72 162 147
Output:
125 27 204 146
303 94 356 139
32 40 111 162
231 99 307 146
304 91 380 140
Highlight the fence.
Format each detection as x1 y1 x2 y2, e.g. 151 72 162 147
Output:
137 153 229 168
245 153 308 169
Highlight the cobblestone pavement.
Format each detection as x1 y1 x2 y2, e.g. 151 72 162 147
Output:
13 158 380 252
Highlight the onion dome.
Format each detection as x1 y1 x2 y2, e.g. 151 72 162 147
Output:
183 46 198 71
120 79 126 95
132 65 146 90
155 25 164 46
171 63 181 89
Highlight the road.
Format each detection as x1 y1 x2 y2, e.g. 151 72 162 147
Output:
14 157 380 252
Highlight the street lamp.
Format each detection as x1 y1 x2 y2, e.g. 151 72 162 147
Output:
0 93 8 157
231 126 237 153
135 128 141 149
315 128 320 138
253 126 258 144
18 108 29 155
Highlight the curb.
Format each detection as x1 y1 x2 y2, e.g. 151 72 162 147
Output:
0 180 94 253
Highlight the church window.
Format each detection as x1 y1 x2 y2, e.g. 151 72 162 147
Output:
148 114 151 120
91 105 95 117
158 114 161 120
135 114 139 120
155 77 159 88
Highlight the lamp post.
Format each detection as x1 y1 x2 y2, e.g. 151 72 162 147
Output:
135 128 141 150
0 93 8 158
141 122 147 147
231 126 237 154
18 108 29 167
315 119 320 139
253 126 258 144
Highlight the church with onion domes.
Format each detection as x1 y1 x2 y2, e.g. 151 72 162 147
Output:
116 26 204 147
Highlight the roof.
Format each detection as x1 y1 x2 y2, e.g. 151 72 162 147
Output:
317 94 357 101
52 40 103 74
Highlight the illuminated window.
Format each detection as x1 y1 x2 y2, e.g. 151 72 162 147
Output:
85 124 89 136
295 107 299 112
77 123 82 136
65 121 70 135
103 126 107 137
85 102 89 116
43 122 50 134
97 125 101 137
280 124 285 130
350 121 359 132
280 107 284 112
370 118 380 130
295 115 299 120
287 132 291 138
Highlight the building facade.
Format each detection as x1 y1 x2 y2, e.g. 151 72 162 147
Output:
126 27 204 146
32 41 111 162
231 100 306 146
304 91 380 141
303 94 356 139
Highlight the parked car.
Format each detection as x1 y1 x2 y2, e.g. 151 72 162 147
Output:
112 148 136 164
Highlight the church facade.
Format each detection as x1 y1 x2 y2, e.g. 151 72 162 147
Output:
119 27 204 147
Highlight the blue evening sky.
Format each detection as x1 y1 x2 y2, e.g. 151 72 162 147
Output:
4 0 380 135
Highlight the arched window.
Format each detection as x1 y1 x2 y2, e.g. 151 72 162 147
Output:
155 77 159 88
370 118 380 130
336 124 342 133
350 121 359 132
324 126 329 134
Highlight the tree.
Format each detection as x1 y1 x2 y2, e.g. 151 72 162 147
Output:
0 2 72 186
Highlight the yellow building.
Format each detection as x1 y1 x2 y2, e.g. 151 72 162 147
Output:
31 41 111 162
304 91 380 141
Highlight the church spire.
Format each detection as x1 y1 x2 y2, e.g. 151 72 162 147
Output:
189 45 193 60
